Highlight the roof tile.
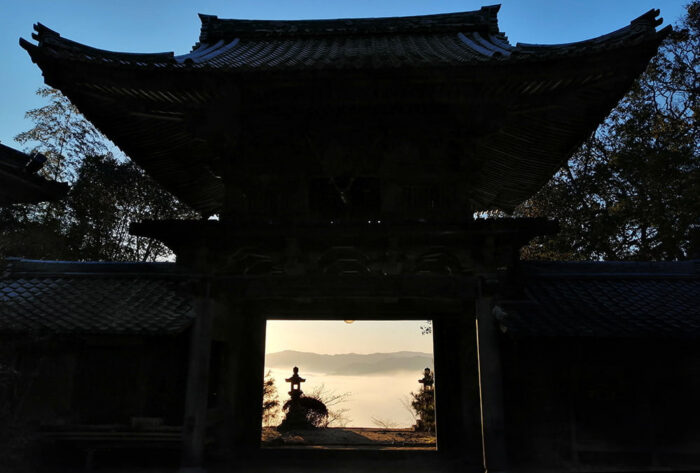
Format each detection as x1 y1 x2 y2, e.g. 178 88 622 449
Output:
0 259 194 335
498 261 700 338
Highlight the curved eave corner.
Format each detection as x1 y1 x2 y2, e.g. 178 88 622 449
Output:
19 6 672 71
515 8 671 55
19 22 176 66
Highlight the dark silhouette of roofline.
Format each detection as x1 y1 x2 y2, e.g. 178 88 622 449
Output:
0 143 69 205
19 7 670 70
17 7 671 215
197 6 501 42
1 257 186 279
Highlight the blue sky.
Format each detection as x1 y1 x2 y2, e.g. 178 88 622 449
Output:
0 1 687 148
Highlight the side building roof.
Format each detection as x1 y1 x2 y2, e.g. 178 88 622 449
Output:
19 7 671 215
496 260 700 338
0 258 195 336
0 143 69 205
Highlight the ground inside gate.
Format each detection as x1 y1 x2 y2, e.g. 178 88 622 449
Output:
261 427 437 450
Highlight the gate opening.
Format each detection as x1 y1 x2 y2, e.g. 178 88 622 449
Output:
261 320 437 450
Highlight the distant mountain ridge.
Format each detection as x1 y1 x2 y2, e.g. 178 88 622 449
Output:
265 350 434 376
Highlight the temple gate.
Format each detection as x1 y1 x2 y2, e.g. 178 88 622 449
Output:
20 5 669 471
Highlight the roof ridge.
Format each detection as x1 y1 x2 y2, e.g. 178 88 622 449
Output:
197 6 501 43
521 260 700 277
2 258 185 277
527 273 700 280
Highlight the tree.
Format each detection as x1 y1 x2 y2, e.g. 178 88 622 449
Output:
517 2 699 261
63 154 195 261
262 371 281 427
305 384 351 428
14 88 109 183
280 396 328 430
277 383 350 430
410 389 436 433
370 417 399 429
410 369 436 433
1 88 197 261
400 394 418 425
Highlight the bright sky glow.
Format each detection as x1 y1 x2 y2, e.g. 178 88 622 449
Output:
0 0 687 147
265 320 433 354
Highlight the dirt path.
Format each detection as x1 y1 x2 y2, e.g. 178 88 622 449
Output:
262 427 436 449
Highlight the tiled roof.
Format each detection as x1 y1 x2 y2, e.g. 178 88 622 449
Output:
0 143 69 205
182 8 507 69
497 261 700 338
0 258 195 335
21 7 668 71
18 8 670 215
197 8 500 41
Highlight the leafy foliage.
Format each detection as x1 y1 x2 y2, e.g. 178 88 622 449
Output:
1 88 197 261
262 370 281 427
517 3 699 261
14 88 109 183
410 381 436 433
63 154 195 261
410 389 435 433
281 396 329 429
277 383 350 430
305 384 351 428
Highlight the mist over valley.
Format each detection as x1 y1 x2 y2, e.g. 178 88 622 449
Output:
265 350 434 376
264 350 435 427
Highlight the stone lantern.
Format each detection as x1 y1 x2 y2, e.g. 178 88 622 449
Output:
419 367 434 391
285 366 306 399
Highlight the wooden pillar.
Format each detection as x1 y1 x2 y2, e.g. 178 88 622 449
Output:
227 311 267 451
181 280 214 471
432 313 482 464
476 292 508 472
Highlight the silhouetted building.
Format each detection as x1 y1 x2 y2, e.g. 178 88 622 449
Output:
0 259 192 421
0 258 194 468
0 143 68 205
3 5 693 472
497 261 700 469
